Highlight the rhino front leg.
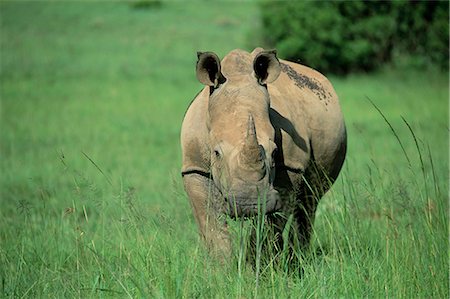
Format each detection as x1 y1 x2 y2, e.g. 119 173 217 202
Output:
182 173 231 257
266 187 318 257
293 194 318 248
266 196 317 257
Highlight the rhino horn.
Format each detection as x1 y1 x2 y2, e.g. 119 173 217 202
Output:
241 114 262 164
246 114 257 144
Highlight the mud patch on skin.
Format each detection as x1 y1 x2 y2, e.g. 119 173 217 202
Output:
280 63 332 104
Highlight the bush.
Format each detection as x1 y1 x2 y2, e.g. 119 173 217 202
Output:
260 1 448 74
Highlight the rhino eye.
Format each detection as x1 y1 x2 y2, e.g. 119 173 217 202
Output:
270 149 277 168
271 148 278 159
214 149 221 158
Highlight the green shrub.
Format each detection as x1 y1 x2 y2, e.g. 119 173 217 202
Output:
129 0 162 10
260 1 448 74
393 1 449 70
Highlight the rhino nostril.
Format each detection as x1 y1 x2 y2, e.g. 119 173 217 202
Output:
213 146 222 159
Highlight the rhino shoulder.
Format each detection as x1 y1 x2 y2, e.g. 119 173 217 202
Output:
272 60 346 180
181 88 211 175
277 60 338 104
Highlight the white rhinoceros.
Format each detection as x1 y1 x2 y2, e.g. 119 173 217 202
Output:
181 48 346 256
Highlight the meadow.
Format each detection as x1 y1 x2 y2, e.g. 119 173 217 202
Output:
1 2 448 298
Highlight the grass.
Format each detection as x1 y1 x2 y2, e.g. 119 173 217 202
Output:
1 1 448 298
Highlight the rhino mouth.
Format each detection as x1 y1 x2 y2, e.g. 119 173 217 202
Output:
224 189 281 218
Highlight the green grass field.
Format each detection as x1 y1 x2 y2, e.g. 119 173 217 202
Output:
1 2 448 298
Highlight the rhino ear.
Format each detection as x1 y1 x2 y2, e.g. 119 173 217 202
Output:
253 49 281 85
196 51 226 88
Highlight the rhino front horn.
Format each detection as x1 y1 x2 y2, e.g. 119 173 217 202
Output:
246 114 259 148
242 114 262 163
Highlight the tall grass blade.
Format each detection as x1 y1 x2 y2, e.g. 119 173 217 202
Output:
254 192 264 299
426 142 440 197
237 219 245 290
401 116 428 200
20 280 37 299
81 151 113 186
367 96 412 167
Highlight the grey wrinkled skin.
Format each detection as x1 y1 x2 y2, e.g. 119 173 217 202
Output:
181 48 347 258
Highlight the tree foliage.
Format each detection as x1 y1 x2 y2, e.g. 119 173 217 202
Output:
260 1 449 74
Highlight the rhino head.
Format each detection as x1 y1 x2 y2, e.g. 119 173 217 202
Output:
196 49 282 217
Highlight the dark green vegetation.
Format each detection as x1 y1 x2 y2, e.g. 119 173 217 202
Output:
261 1 449 73
1 2 448 298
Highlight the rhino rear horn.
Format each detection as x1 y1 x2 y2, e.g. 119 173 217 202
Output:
196 52 226 88
253 49 281 85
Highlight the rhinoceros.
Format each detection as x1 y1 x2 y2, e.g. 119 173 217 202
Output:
181 48 346 256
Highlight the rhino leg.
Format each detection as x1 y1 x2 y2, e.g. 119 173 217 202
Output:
182 173 231 257
293 193 319 247
267 168 325 256
243 197 317 267
264 194 317 259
